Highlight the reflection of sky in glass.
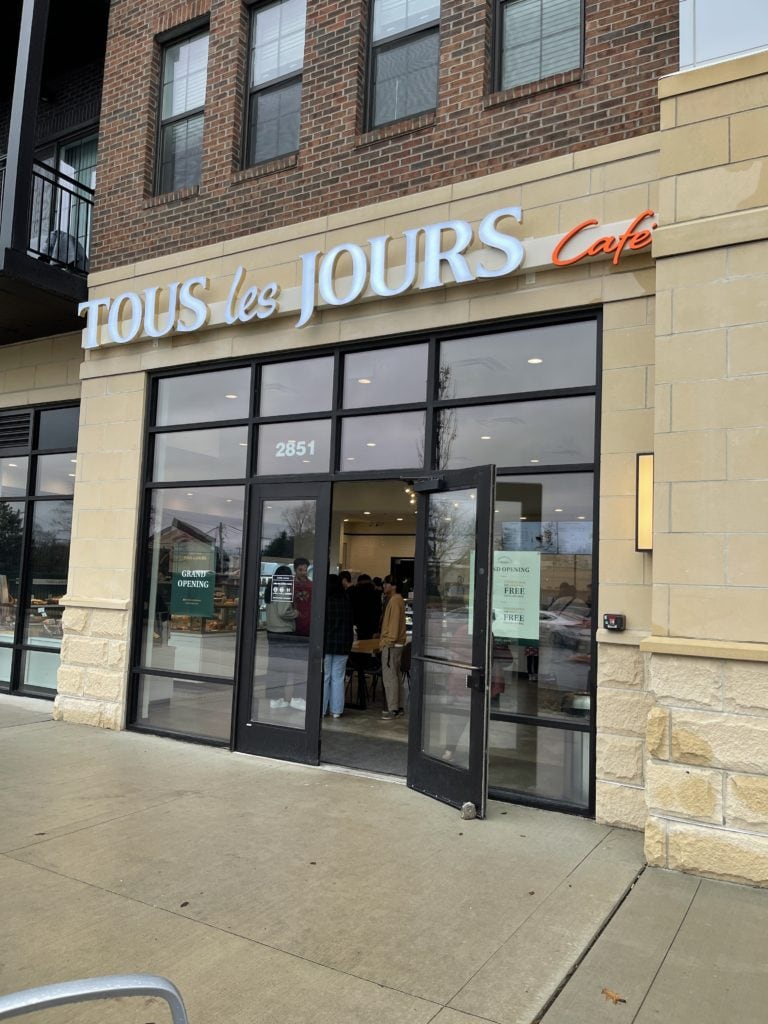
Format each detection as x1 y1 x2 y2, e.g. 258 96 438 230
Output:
0 458 28 497
439 322 596 400
440 398 594 470
494 473 593 534
156 367 251 426
153 427 248 481
340 412 425 470
151 487 245 556
344 344 427 408
36 453 76 496
260 357 333 416
32 500 72 541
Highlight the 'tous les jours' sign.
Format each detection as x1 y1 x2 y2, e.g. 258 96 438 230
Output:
78 208 656 349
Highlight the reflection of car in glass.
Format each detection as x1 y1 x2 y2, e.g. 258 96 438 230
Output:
539 600 591 651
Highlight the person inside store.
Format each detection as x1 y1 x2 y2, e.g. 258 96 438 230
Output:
264 565 305 711
293 557 313 637
379 574 407 719
339 570 352 590
349 573 381 640
323 573 354 719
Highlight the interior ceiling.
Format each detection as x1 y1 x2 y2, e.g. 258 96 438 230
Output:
333 480 418 528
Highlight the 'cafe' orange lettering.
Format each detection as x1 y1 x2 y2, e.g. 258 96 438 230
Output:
552 210 657 267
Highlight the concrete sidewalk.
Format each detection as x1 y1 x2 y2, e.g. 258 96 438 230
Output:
1 694 766 1024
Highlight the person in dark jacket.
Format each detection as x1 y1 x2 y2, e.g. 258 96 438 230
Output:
323 574 354 718
348 573 382 639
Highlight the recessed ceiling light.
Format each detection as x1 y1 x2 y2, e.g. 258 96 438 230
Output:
530 458 540 464
343 518 349 522
409 498 415 505
554 508 563 512
225 393 238 399
226 499 233 503
187 492 194 496
444 516 452 522
357 378 372 384
453 502 459 507
469 493 476 500
480 435 491 440
346 456 355 461
302 459 310 463
494 508 499 513
68 473 75 478
70 458 77 463
366 442 376 447
363 511 371 515
528 357 543 364
396 517 403 521
266 505 272 509
239 442 248 447
7 463 16 467
519 516 527 520
577 515 586 520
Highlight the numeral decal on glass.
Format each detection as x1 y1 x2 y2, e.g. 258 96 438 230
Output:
275 439 316 457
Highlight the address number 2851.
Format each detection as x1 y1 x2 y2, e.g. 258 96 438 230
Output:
275 439 316 458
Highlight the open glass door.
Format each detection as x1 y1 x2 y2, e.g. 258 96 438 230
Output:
407 465 495 816
235 481 330 763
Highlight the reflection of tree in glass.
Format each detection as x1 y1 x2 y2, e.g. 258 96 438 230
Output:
282 501 315 539
263 529 291 557
426 496 474 597
0 501 24 597
418 366 457 470
30 502 73 581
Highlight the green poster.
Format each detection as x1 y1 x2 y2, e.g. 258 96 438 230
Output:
170 544 216 617
491 551 540 641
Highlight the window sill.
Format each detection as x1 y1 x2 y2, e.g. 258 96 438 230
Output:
484 68 582 109
145 185 200 208
355 110 436 149
233 152 298 183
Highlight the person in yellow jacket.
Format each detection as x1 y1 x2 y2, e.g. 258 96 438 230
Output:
379 575 407 719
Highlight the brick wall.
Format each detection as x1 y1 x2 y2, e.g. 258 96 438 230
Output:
91 0 678 271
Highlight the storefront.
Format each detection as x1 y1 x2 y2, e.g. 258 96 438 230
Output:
47 133 664 822
130 314 598 814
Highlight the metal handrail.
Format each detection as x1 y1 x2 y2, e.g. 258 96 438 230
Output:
31 159 95 197
0 974 189 1024
27 161 93 274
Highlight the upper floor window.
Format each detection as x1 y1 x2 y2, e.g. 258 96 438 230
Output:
369 0 440 129
247 0 307 165
156 29 209 193
498 0 581 91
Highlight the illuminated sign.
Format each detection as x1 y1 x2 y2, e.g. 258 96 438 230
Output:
79 208 656 349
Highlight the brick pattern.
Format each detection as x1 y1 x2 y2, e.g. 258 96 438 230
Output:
90 0 678 270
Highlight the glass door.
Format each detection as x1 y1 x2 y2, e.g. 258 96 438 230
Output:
407 466 495 816
235 481 330 763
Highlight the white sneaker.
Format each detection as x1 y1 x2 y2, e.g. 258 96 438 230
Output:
270 698 290 709
290 697 306 711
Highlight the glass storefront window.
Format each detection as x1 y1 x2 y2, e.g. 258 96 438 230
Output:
437 396 595 469
343 344 428 408
38 406 79 450
259 356 334 417
0 458 29 497
36 453 77 496
251 498 317 730
156 368 252 426
139 487 245 682
135 673 233 742
339 411 425 470
0 500 25 638
257 420 331 475
439 321 597 399
0 645 12 683
153 427 249 481
22 500 71 648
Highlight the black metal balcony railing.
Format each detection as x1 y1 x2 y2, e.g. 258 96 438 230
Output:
26 161 94 275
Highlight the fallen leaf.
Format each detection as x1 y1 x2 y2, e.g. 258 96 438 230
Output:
180 901 189 908
601 987 626 1005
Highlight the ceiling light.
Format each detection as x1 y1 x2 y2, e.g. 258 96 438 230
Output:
226 499 233 503
363 511 371 516
266 505 272 509
239 442 248 447
70 458 77 463
346 456 355 461
302 459 310 463
7 463 16 467
357 378 371 384
409 498 416 505
530 458 540 464
343 518 349 522
577 515 586 520
187 492 194 496
366 442 376 447
469 493 475 500
519 516 527 520
528 357 543 364
554 508 563 512
453 502 459 508
480 435 491 440
225 393 238 399
396 517 403 521
68 473 75 478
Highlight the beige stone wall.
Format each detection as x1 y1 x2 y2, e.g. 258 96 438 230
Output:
642 50 768 884
0 332 82 407
53 372 146 730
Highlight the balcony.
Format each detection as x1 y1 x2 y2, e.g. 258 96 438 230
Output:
0 0 107 346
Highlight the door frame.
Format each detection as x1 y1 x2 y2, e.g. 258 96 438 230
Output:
406 465 495 817
234 480 331 764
